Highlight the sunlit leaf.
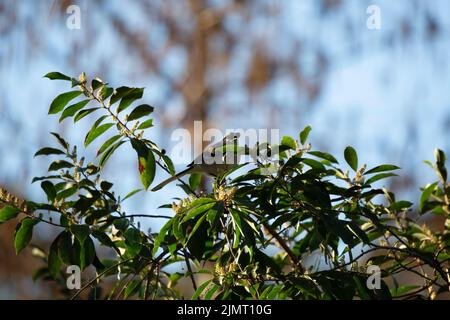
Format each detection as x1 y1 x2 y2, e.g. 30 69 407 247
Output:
34 147 65 157
419 182 438 214
365 173 397 185
49 91 82 114
48 160 74 171
41 181 56 201
127 104 154 121
299 125 312 145
137 119 153 130
365 164 400 175
0 205 20 224
344 146 358 171
281 136 297 150
14 217 37 254
84 123 115 147
117 88 144 113
59 99 90 122
74 107 100 123
96 135 123 157
70 224 90 244
130 139 156 190
44 72 71 81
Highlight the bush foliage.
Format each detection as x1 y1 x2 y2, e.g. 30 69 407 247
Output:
0 72 449 300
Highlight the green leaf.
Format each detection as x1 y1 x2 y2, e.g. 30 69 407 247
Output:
59 99 90 122
109 86 133 105
113 218 129 231
124 228 141 246
435 148 446 167
92 231 117 250
124 228 142 256
84 123 114 147
48 91 82 114
162 155 175 176
80 236 96 270
365 173 397 185
50 132 69 150
301 158 326 170
100 181 113 191
206 202 224 228
344 146 358 171
434 148 447 182
347 222 370 244
130 139 156 190
71 77 80 87
99 141 125 168
122 189 142 202
70 224 90 244
91 77 104 91
137 119 153 130
308 151 338 164
32 267 49 282
58 231 74 264
124 279 142 299
189 173 202 190
390 285 420 297
323 218 356 247
44 72 71 81
204 283 220 300
14 217 37 254
117 88 144 113
48 236 62 279
92 115 108 128
281 136 297 150
419 182 438 214
192 279 212 300
48 160 74 171
96 135 122 157
98 85 114 100
353 276 371 300
389 201 413 211
74 107 100 122
183 202 216 222
152 218 173 257
34 147 65 157
127 104 154 121
299 125 312 145
186 214 207 244
230 210 255 248
0 205 20 224
365 164 400 175
41 181 56 201
56 185 78 200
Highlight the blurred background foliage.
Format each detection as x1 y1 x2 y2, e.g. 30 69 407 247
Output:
0 0 449 298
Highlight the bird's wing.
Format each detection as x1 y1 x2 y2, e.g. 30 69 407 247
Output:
151 167 192 191
192 132 240 164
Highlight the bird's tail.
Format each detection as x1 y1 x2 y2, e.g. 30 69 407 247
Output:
151 168 191 191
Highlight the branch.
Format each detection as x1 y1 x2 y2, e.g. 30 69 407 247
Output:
262 221 305 274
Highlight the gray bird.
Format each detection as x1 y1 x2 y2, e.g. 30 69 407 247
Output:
152 132 241 191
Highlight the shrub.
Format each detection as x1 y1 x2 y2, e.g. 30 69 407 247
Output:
0 72 449 300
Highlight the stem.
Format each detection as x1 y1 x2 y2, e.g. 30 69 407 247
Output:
183 248 197 291
70 258 134 300
97 214 172 224
262 221 305 274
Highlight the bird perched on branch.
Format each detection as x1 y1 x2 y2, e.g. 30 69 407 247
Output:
152 132 241 191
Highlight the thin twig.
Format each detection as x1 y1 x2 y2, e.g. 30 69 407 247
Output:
183 248 197 291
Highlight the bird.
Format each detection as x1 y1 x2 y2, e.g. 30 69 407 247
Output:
151 132 241 191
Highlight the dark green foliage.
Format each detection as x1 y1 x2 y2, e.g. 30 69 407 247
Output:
1 71 449 300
